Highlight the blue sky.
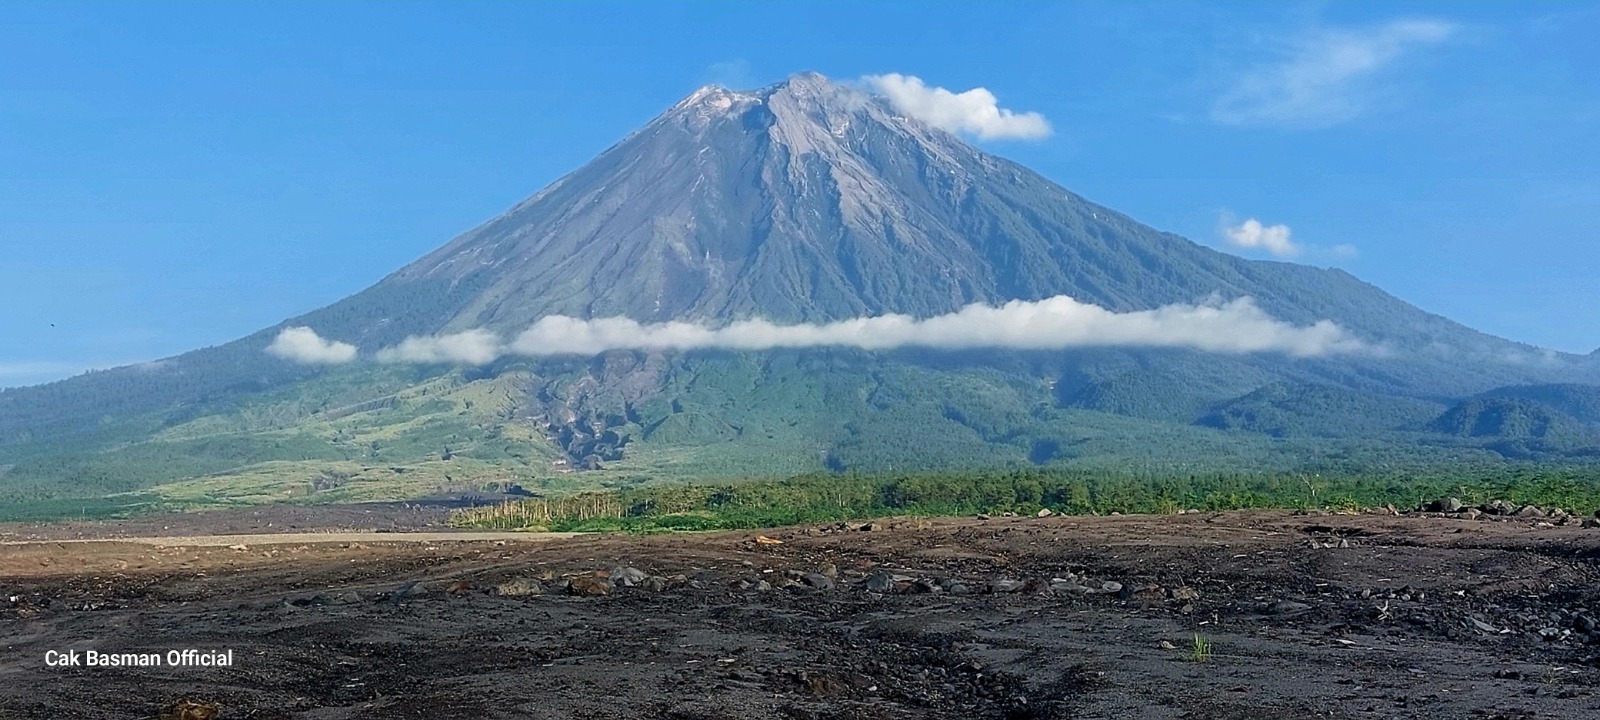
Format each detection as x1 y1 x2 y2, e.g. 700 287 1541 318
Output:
2 1 1597 387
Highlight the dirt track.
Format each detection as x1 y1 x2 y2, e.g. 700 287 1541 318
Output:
3 509 1600 719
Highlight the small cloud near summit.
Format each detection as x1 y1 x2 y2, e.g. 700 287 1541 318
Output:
862 73 1052 141
1223 218 1300 258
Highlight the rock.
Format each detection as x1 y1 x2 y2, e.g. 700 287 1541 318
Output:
381 581 428 603
864 569 902 592
946 583 972 595
1049 580 1089 594
567 576 613 597
819 563 838 578
1583 518 1600 529
1120 584 1165 602
1515 505 1545 518
1467 616 1499 634
1096 581 1123 595
610 566 648 587
159 699 221 720
988 579 1025 594
1036 508 1054 518
1462 508 1483 520
283 592 332 608
909 578 942 594
492 578 544 597
1426 497 1463 513
447 580 474 596
801 573 836 590
1266 600 1312 615
641 575 669 592
1020 578 1054 595
859 522 882 532
1169 586 1200 602
1482 499 1515 516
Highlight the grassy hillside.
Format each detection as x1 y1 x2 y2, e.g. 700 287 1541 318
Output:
7 348 1597 518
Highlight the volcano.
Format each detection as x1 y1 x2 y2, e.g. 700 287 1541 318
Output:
3 73 1597 501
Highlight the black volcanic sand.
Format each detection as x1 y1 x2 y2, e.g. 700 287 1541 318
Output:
3 510 1600 719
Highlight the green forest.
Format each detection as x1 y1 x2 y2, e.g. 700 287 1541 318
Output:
451 465 1600 532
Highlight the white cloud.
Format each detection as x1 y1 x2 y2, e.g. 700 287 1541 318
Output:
377 296 1367 364
1223 218 1301 258
375 329 502 365
266 327 357 365
863 73 1052 141
1213 19 1457 128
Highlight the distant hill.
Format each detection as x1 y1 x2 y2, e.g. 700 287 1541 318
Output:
1428 397 1588 439
1200 382 1443 438
1477 384 1600 426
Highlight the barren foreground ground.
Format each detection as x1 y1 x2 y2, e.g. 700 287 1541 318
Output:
3 508 1599 719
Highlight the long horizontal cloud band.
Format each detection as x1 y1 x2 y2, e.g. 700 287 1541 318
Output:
270 296 1368 367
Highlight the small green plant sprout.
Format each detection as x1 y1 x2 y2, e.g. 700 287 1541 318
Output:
1188 633 1214 663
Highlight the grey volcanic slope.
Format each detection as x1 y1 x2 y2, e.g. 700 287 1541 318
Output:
297 75 1526 350
1 73 1594 449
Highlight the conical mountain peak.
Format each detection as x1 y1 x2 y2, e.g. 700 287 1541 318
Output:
676 71 841 106
277 68 1553 397
762 70 847 99
665 72 898 143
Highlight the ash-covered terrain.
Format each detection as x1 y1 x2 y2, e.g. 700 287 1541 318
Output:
4 508 1599 719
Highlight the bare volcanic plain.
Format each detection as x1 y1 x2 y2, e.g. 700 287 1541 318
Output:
2 509 1599 719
